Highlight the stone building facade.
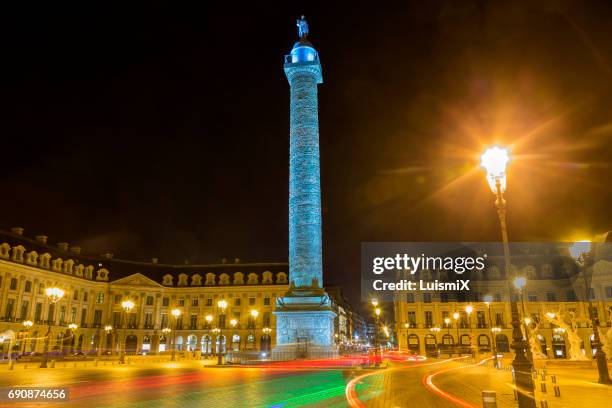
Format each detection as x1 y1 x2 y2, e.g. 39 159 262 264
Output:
393 250 612 360
0 228 289 357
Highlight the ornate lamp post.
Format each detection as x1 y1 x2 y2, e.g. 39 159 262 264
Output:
513 276 533 362
119 300 135 364
374 307 381 362
481 146 535 407
205 315 213 355
170 308 181 361
40 287 64 368
484 296 499 368
161 327 171 354
443 317 451 356
430 327 441 356
569 241 612 384
21 320 33 354
452 312 460 354
465 305 474 355
215 300 228 365
68 323 78 354
103 325 112 355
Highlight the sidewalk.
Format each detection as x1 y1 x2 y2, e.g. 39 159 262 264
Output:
432 360 611 408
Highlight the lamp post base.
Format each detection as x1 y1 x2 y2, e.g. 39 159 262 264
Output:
596 354 612 384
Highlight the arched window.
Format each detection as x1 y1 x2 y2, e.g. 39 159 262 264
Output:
142 335 151 353
216 335 226 353
477 334 490 351
424 334 436 354
202 335 212 354
407 334 419 352
186 335 197 351
246 334 255 350
231 334 241 352
460 334 471 346
495 334 509 352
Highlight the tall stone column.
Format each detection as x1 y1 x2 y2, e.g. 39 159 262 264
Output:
286 43 323 290
273 17 336 360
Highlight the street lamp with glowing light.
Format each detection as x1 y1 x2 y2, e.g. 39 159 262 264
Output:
40 287 64 368
119 300 135 364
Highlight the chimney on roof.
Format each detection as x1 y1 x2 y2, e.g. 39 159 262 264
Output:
57 242 69 251
234 258 241 263
11 227 24 235
70 246 82 255
35 235 48 244
101 252 114 259
221 258 228 264
151 258 158 264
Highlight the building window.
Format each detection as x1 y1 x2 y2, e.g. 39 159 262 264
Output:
83 292 88 302
147 296 154 306
407 311 416 327
406 293 414 303
128 313 137 329
191 299 198 307
80 308 88 326
495 312 504 327
25 281 32 293
476 311 486 328
442 311 450 327
70 307 77 323
249 297 256 306
178 299 185 306
264 297 270 306
234 298 241 306
161 314 168 329
144 312 153 328
528 294 538 302
10 278 18 290
263 312 271 327
95 292 104 304
38 283 44 295
424 311 433 328
606 286 612 298
34 302 43 322
47 303 55 324
162 297 169 306
423 293 432 303
247 315 255 329
546 292 556 302
459 312 468 328
59 305 66 324
93 310 102 327
566 289 576 301
73 290 78 300
190 314 197 329
5 298 15 320
494 293 502 302
114 294 122 304
206 298 213 306
113 312 121 327
20 300 29 320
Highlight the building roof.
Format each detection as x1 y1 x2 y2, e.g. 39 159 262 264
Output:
0 228 287 284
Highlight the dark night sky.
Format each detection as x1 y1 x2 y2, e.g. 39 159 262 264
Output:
4 1 612 306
